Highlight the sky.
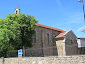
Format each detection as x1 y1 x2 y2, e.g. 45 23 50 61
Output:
0 0 85 38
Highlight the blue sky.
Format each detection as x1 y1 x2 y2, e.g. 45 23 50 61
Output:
0 0 85 38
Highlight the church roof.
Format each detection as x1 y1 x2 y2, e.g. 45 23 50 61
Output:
35 23 67 38
35 23 66 32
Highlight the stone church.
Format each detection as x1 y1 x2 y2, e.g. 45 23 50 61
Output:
15 6 78 56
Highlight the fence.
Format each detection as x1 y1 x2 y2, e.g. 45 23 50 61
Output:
8 46 58 57
7 45 85 57
8 50 18 57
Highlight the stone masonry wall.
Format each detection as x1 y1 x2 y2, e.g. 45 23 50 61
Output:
64 30 78 55
26 26 59 56
56 38 64 56
55 30 78 56
65 38 78 55
0 55 85 64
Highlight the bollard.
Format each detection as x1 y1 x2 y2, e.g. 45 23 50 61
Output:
1 57 4 64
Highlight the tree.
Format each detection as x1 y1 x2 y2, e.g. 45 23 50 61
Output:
0 14 38 57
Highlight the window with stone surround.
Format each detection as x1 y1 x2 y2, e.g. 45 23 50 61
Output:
70 40 73 44
41 30 44 43
47 33 49 44
33 30 36 43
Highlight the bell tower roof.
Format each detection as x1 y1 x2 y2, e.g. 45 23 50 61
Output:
16 5 20 9
15 5 20 14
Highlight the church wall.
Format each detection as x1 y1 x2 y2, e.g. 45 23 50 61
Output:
26 26 59 56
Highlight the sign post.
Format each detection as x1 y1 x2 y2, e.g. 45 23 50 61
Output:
18 49 22 57
18 49 22 64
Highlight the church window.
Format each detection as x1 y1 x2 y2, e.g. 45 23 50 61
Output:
47 33 49 44
41 30 43 43
70 40 73 44
33 31 36 43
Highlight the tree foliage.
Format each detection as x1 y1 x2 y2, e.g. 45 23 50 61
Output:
0 14 38 57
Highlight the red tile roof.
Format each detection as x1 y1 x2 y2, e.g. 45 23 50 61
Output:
35 23 66 32
35 23 67 38
55 32 66 38
82 30 85 32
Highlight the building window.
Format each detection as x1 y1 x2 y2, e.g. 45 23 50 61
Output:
41 30 43 43
47 33 49 44
33 31 36 43
70 40 73 44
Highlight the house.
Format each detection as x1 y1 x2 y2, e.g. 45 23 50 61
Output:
14 6 78 56
56 30 78 56
77 38 85 54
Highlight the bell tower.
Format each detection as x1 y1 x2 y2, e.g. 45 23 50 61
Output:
15 5 20 14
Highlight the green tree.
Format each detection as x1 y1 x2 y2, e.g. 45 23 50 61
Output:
0 14 38 57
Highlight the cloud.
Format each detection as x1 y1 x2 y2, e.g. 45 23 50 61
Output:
77 26 85 32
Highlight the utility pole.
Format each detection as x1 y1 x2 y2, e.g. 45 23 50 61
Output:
78 0 85 23
78 0 85 32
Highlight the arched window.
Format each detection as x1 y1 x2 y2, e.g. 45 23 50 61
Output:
41 30 44 43
70 40 73 44
16 11 18 14
33 30 36 43
47 33 49 44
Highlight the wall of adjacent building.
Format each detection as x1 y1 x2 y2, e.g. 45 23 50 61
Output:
56 37 64 56
64 30 78 55
0 55 85 64
77 38 85 48
77 38 85 54
78 47 85 54
56 30 78 56
65 38 78 55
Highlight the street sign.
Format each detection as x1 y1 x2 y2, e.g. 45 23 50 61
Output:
18 49 22 56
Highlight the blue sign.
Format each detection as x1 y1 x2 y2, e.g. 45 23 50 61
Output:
18 49 22 56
